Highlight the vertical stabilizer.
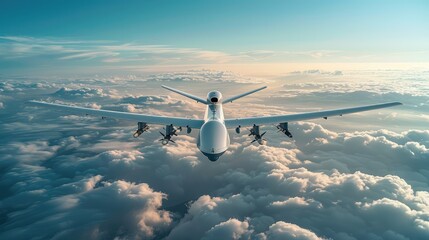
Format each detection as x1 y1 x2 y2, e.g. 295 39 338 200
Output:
162 85 209 104
222 86 267 104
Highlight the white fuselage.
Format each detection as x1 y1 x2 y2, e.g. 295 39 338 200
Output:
197 91 230 161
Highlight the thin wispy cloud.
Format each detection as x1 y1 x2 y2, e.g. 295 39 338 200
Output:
0 36 244 63
59 51 119 60
0 36 343 67
2 36 427 76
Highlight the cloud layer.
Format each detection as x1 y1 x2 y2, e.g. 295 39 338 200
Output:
1 69 428 239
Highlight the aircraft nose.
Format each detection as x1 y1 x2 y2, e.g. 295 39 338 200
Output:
202 151 225 162
207 155 219 161
198 120 229 158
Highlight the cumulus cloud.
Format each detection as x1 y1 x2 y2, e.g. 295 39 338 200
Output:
0 179 172 239
263 222 321 240
145 69 261 84
203 218 251 240
0 81 55 92
1 69 428 240
52 87 119 100
290 69 343 76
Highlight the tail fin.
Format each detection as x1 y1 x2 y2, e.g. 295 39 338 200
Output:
162 85 209 104
222 86 267 104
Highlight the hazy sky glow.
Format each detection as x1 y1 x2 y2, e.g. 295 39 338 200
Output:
1 0 428 76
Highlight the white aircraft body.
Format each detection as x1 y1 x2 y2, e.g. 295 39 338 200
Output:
29 86 402 161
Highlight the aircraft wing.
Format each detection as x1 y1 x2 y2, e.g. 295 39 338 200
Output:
224 102 402 128
28 100 205 128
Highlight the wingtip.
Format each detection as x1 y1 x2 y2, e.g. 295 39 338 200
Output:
382 101 402 107
26 100 47 107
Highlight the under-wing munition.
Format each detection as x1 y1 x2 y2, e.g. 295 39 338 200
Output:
249 125 267 145
159 124 180 145
277 122 293 138
133 122 149 138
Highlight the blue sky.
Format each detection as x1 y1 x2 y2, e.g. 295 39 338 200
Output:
1 0 428 75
